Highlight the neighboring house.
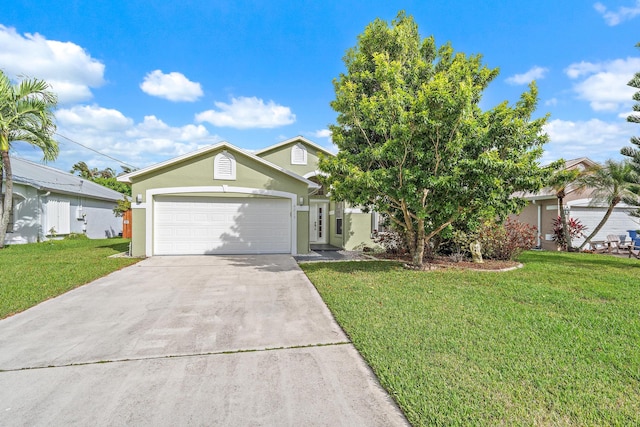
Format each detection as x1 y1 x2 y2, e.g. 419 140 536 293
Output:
118 136 382 257
515 157 640 250
2 157 125 245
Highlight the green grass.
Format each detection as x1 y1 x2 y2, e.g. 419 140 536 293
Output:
0 238 140 319
301 252 640 426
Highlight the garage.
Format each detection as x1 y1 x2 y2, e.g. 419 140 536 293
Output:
570 205 636 245
154 196 292 255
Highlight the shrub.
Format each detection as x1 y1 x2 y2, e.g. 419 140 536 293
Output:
372 230 408 255
552 216 587 250
477 218 537 260
64 232 89 240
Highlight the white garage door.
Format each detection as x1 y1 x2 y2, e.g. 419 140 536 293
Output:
154 196 291 255
570 206 637 245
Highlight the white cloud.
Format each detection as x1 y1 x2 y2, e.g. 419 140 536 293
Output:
542 118 634 162
505 66 549 85
565 57 640 112
312 129 332 138
195 96 296 129
545 98 558 106
57 105 133 131
0 24 105 104
52 105 222 170
140 70 203 102
594 1 640 26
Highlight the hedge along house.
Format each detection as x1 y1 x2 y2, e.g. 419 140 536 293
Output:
515 157 640 250
118 137 381 257
2 157 125 245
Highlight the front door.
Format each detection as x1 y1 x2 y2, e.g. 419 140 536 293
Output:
309 202 328 244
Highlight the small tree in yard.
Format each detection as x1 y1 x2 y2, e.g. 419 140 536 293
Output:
320 12 553 268
548 167 584 251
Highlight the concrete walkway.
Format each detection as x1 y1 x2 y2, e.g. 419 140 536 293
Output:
0 255 408 426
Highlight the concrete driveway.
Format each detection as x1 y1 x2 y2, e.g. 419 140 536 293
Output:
0 255 408 426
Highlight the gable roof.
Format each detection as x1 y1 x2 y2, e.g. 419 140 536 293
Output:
7 157 125 202
254 136 334 157
117 141 320 188
519 157 599 200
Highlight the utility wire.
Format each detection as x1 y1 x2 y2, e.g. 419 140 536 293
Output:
54 132 140 170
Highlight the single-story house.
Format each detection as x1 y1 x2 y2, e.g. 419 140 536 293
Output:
515 157 640 250
118 136 382 257
2 157 125 245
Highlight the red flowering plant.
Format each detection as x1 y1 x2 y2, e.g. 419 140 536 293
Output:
552 216 587 251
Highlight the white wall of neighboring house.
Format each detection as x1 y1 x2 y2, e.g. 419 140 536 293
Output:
72 198 122 238
6 184 40 244
4 184 123 245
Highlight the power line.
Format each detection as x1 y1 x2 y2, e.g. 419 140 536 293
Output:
54 132 139 170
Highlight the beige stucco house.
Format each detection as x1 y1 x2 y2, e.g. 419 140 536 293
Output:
515 157 639 250
118 137 380 257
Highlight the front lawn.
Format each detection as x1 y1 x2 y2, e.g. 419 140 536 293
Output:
0 238 140 318
301 251 640 426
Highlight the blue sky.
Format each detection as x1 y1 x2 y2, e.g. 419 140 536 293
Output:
2 1 639 173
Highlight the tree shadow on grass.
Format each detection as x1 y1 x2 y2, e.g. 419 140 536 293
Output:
96 240 130 253
300 260 403 275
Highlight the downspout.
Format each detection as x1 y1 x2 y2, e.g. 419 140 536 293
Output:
537 202 541 248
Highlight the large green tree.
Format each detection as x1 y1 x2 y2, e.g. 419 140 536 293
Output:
621 42 640 215
0 71 58 248
577 160 637 250
320 12 553 267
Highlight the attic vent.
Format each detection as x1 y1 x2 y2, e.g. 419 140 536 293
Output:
214 151 236 180
291 143 307 165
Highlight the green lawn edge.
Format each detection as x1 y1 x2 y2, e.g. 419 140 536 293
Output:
301 251 640 426
0 238 140 319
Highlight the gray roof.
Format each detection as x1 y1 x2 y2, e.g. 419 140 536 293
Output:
517 157 599 200
6 157 125 202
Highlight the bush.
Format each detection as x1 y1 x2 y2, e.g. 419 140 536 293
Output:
372 230 408 255
64 233 89 240
477 218 537 260
552 216 587 250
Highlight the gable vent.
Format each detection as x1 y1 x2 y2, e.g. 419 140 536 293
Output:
214 151 236 180
291 143 307 165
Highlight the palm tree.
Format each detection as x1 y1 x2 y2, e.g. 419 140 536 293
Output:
578 160 638 250
548 167 583 251
70 161 97 179
0 71 58 248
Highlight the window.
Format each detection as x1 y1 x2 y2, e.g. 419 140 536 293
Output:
335 202 343 235
45 198 71 235
214 151 236 180
291 143 307 165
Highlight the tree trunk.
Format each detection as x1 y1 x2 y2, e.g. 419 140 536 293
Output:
558 195 571 251
0 150 13 249
578 201 618 250
411 219 425 268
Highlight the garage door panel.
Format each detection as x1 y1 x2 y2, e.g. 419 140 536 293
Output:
154 196 291 255
571 207 635 245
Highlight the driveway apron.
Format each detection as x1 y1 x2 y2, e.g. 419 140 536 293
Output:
0 255 408 426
